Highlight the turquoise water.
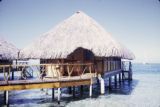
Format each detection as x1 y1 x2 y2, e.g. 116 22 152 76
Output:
66 63 160 107
0 63 160 107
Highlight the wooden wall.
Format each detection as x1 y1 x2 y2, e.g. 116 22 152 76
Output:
94 57 121 75
0 60 12 65
0 60 12 73
40 48 122 76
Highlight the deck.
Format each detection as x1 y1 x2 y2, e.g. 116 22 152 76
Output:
0 74 96 91
0 62 132 105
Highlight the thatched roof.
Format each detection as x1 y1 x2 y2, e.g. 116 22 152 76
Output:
0 38 19 60
20 11 135 60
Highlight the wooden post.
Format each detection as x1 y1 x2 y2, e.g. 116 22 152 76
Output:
89 84 92 97
108 60 110 71
80 85 83 96
73 86 75 98
102 58 104 75
114 75 117 88
110 60 112 71
129 61 132 81
109 77 111 89
100 78 105 94
119 73 121 85
68 87 72 94
12 66 14 80
98 74 105 94
57 88 61 104
4 91 9 105
52 88 54 101
122 71 125 82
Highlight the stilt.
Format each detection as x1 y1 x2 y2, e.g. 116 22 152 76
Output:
122 72 125 82
57 88 61 104
129 61 132 81
98 74 105 94
68 87 72 94
89 84 92 97
72 86 75 98
109 77 112 89
4 91 9 105
97 78 100 88
119 73 121 85
80 85 83 96
114 75 117 87
12 70 14 80
52 88 54 101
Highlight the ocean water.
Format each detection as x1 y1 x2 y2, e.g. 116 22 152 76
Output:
0 63 160 107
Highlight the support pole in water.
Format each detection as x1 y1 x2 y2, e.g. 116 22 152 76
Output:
114 75 117 87
73 86 75 98
119 73 121 85
129 61 132 81
80 85 83 96
4 91 9 105
98 74 105 94
89 84 92 97
122 72 125 82
52 88 54 101
57 88 61 104
12 68 14 80
68 87 72 94
109 77 112 89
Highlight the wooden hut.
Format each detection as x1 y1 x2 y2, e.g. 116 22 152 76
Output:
20 11 135 77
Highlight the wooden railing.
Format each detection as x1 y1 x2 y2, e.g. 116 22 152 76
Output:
0 63 96 83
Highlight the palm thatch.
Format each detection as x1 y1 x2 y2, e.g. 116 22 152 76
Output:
0 38 19 60
20 11 135 60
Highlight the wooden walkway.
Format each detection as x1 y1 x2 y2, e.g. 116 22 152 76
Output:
0 74 96 91
0 62 133 105
0 74 96 105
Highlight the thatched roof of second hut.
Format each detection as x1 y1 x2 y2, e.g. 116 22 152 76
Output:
0 38 19 60
20 11 135 60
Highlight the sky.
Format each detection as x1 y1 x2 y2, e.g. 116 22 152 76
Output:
0 0 160 63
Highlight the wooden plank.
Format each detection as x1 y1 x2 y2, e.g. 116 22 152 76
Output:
0 78 94 91
104 69 122 77
60 79 91 87
0 82 60 91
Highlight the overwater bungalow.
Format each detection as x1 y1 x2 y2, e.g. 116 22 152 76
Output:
0 11 135 105
20 11 134 77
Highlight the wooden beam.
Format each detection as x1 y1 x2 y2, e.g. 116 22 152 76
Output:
60 79 91 87
0 79 93 91
0 82 60 91
104 69 122 77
